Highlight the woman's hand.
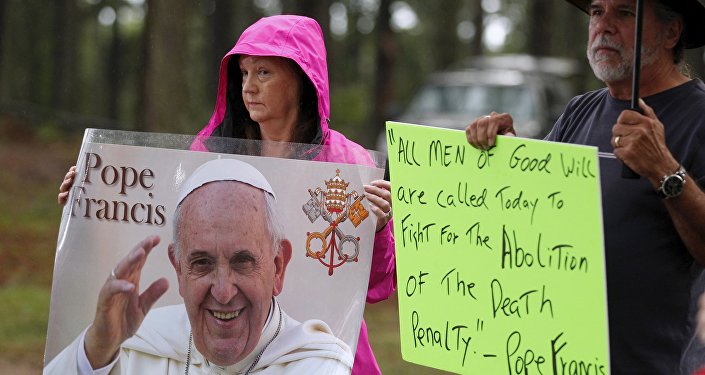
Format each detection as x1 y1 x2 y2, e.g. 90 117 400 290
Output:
364 180 392 232
57 166 77 206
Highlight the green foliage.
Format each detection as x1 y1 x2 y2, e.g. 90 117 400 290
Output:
330 82 372 146
36 122 62 143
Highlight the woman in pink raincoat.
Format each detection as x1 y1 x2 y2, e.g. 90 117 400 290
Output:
59 15 396 375
191 15 396 374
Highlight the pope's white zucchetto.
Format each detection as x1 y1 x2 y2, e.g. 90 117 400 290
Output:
176 158 275 206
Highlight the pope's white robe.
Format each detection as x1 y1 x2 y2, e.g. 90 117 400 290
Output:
44 301 353 374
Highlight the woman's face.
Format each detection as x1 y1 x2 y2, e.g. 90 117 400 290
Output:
239 55 301 137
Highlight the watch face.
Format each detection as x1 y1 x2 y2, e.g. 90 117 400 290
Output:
663 175 685 197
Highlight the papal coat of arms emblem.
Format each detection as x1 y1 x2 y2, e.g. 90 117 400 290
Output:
302 169 369 275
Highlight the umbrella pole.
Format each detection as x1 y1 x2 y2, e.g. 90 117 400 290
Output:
622 0 643 178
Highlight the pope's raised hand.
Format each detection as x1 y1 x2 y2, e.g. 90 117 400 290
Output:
84 235 169 369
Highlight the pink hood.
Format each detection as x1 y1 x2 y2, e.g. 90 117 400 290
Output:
193 15 330 149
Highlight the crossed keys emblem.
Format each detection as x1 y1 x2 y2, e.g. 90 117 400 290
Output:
302 169 369 275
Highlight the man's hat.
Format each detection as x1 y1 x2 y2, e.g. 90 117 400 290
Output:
565 0 705 48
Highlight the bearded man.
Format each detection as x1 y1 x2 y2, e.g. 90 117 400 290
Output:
465 0 705 373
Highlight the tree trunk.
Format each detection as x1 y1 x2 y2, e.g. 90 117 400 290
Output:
343 3 363 83
54 0 78 113
106 19 121 120
29 3 46 105
527 0 552 56
430 0 461 70
470 0 484 57
138 0 192 133
208 0 235 97
289 0 329 29
0 0 7 87
233 1 260 34
371 0 396 147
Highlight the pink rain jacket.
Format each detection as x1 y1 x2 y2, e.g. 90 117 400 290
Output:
191 15 396 374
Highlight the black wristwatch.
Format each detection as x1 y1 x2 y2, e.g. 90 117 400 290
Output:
656 166 686 199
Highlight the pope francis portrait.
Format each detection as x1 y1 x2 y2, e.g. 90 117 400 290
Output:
44 159 354 374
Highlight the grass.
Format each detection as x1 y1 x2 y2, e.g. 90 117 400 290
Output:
0 121 450 373
365 294 453 374
0 285 51 367
0 121 80 370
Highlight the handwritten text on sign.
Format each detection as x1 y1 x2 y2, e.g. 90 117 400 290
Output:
387 122 608 375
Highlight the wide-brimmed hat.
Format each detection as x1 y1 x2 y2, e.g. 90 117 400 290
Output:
565 0 705 48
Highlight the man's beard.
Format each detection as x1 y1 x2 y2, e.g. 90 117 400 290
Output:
587 35 661 83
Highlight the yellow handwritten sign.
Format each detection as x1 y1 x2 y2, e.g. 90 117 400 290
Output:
387 122 608 374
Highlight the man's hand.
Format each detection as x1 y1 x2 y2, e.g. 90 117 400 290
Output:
84 235 169 369
612 99 679 186
465 112 516 150
364 180 392 232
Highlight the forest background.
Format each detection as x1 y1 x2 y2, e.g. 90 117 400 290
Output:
1 0 704 373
